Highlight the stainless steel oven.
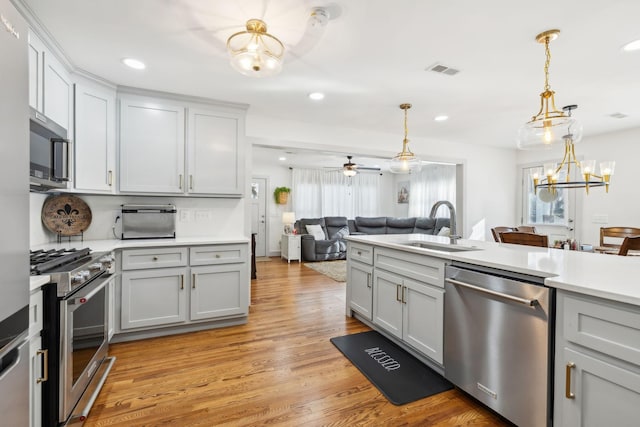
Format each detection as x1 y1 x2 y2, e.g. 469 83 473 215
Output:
36 248 116 426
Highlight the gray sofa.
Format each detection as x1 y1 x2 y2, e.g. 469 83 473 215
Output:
295 216 451 262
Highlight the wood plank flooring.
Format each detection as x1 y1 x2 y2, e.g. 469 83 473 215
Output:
85 258 511 426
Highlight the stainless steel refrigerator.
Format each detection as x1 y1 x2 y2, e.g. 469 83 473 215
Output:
0 0 30 425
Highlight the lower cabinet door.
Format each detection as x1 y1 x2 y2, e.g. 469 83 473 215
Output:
556 347 640 427
29 334 43 427
347 260 373 320
403 279 444 364
121 267 188 329
190 264 248 321
372 270 403 339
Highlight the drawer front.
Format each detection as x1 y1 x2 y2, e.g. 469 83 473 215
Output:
121 247 188 270
29 289 43 337
348 242 374 265
374 247 445 288
189 244 248 266
561 291 640 366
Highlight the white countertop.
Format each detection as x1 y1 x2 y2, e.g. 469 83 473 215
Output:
346 234 640 306
30 275 50 292
31 236 250 253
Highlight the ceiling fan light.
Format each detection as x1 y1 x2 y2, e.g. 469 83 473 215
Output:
343 168 357 177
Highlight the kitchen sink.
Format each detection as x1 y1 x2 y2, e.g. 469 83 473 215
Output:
402 241 482 252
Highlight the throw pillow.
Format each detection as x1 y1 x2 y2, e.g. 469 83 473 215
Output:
334 226 350 239
437 226 451 237
306 224 326 240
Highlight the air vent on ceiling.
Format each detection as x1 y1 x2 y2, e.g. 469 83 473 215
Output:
609 112 628 119
427 63 460 76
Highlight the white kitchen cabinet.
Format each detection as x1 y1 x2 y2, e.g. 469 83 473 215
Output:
118 92 246 196
120 267 188 329
372 269 403 338
347 259 373 320
187 108 244 195
119 96 185 193
28 288 45 427
108 275 115 341
74 80 116 193
28 29 73 132
554 290 640 427
190 264 248 321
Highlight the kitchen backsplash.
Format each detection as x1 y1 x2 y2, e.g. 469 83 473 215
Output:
30 193 245 246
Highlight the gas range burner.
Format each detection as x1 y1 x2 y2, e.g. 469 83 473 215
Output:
30 248 91 275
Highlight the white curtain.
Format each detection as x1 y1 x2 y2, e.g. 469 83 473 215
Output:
408 164 457 217
292 168 380 218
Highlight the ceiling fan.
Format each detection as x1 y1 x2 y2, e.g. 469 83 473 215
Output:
340 156 381 177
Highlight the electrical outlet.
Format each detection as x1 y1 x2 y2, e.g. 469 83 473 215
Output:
195 210 211 221
179 209 193 222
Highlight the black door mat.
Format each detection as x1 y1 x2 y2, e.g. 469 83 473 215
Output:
330 330 453 405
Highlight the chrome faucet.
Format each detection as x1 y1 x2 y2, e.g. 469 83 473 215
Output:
429 200 460 242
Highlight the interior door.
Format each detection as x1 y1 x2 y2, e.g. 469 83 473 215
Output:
251 177 268 257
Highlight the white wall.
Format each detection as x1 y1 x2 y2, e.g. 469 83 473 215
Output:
30 193 245 246
247 115 518 241
516 127 640 246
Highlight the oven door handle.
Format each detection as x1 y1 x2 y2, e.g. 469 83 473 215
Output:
71 275 112 305
445 278 539 307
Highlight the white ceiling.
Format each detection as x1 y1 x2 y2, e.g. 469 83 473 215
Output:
23 0 640 155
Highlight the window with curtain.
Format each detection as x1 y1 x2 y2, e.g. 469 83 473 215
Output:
408 163 457 217
291 168 380 219
522 165 569 226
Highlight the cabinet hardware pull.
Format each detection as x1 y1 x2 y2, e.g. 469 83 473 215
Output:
189 175 193 190
179 174 183 190
215 254 221 258
445 278 539 307
565 362 575 399
357 251 362 255
180 275 184 290
37 349 48 383
153 256 158 261
396 284 402 302
108 170 113 186
367 273 371 288
402 286 407 304
192 273 196 289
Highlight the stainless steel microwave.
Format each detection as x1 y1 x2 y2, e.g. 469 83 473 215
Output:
29 107 69 191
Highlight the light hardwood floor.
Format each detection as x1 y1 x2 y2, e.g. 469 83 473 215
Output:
85 258 510 426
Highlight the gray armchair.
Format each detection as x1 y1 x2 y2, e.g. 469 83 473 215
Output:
296 217 350 261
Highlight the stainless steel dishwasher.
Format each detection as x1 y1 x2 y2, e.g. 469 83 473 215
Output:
444 262 554 427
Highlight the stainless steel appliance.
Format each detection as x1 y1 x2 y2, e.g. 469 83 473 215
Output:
121 204 176 239
0 0 30 425
29 107 70 191
444 262 554 427
34 248 116 426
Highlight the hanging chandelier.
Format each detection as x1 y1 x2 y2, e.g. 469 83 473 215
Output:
389 103 421 174
517 29 577 149
227 19 285 78
529 105 615 195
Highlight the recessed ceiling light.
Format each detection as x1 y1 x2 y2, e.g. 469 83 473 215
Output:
622 39 640 52
278 156 287 161
308 92 325 101
121 58 146 70
434 115 449 122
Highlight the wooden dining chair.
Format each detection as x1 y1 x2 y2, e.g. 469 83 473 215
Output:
491 227 515 242
499 231 548 248
600 227 640 249
618 235 640 256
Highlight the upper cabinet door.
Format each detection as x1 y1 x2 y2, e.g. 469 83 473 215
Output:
187 108 244 196
74 81 116 193
119 97 185 193
43 52 72 131
27 30 45 112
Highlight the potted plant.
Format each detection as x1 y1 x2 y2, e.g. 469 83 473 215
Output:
274 186 290 204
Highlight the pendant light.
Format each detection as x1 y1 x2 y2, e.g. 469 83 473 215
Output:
227 19 285 78
389 103 421 174
517 29 577 149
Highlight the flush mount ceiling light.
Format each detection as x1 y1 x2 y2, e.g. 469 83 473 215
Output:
622 39 640 52
529 105 615 195
517 29 578 149
434 115 448 122
227 19 285 78
389 104 421 174
308 92 325 101
121 58 146 70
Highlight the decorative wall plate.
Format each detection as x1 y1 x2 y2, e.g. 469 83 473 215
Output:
42 195 92 236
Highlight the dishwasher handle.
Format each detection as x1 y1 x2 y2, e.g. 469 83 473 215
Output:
445 278 539 307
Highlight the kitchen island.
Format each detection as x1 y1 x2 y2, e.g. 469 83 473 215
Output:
345 233 640 427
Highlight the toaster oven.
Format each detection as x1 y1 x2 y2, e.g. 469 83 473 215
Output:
121 204 176 239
